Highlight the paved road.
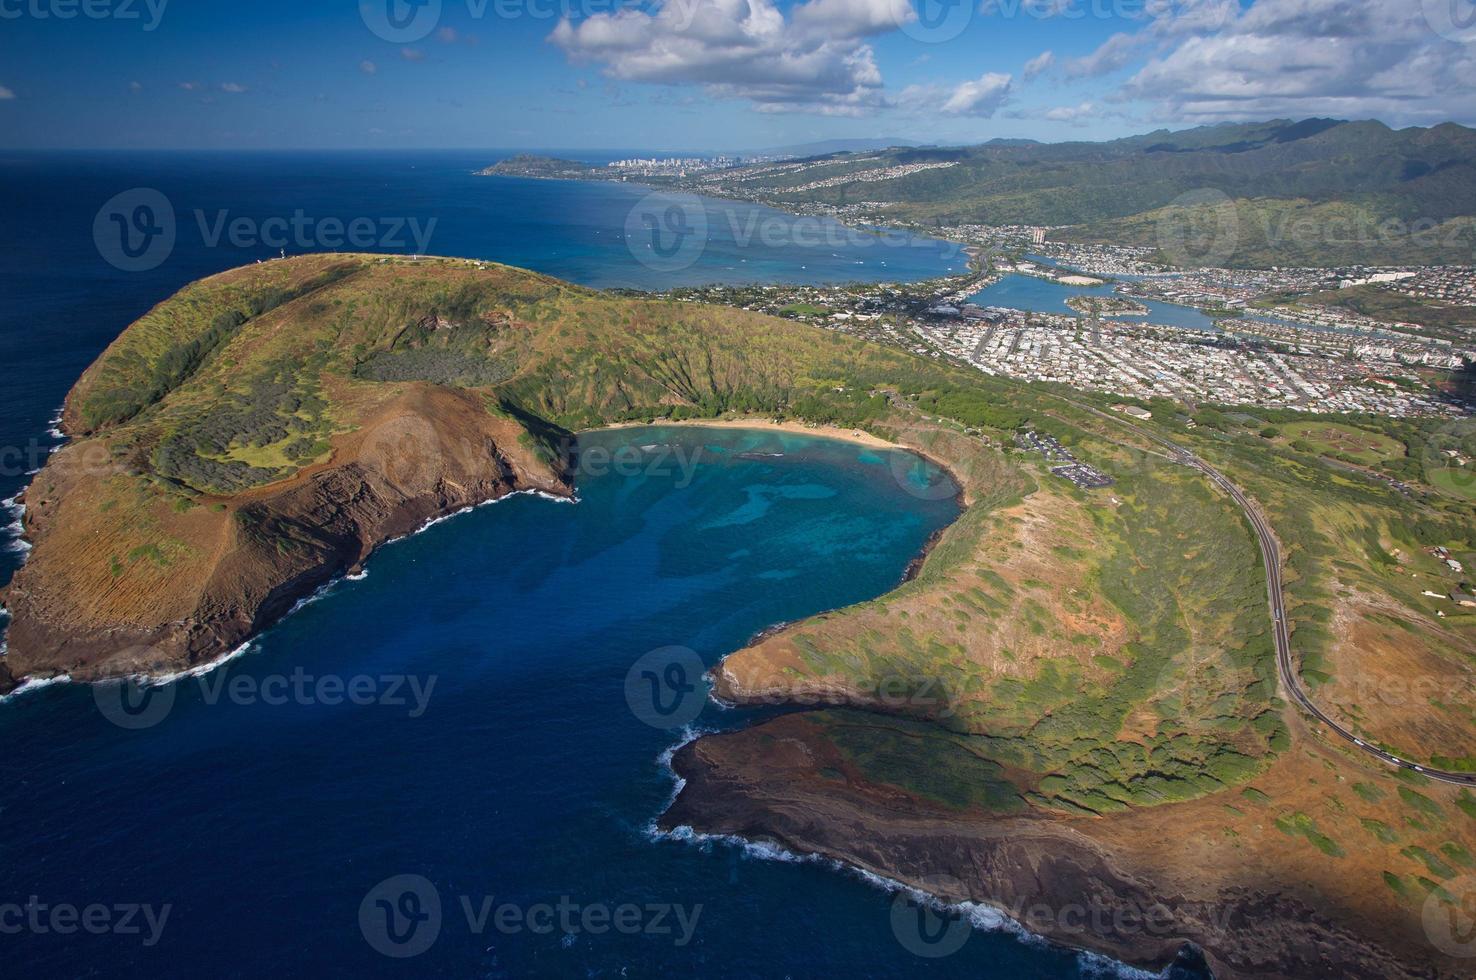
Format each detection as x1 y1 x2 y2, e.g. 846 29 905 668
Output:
1071 403 1476 788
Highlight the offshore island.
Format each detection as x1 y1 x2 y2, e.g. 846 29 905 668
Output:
3 253 1476 978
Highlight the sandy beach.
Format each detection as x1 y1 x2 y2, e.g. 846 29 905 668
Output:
587 417 900 451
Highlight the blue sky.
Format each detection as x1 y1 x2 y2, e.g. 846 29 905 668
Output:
1 0 1473 150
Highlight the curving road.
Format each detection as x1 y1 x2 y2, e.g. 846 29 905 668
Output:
1070 402 1476 788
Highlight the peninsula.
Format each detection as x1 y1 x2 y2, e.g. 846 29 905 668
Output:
3 255 1475 979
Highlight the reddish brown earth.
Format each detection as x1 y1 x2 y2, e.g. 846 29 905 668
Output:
661 711 1469 980
1 384 568 687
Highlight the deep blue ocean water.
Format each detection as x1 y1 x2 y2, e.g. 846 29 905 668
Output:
0 154 1164 978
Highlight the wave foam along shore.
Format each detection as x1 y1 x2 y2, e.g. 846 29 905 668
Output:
385 487 577 547
3 483 582 695
0 673 73 704
43 405 66 443
649 732 1160 980
145 640 259 687
2 495 30 554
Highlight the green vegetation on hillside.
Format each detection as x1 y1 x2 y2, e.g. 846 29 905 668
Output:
685 119 1476 267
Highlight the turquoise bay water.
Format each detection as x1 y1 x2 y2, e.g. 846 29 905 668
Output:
0 155 1185 978
0 427 1146 977
969 273 1220 331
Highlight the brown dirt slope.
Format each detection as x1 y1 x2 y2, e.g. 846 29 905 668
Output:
3 383 566 682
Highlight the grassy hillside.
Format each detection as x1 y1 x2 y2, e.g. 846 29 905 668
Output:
17 253 1476 969
68 254 1005 498
690 119 1476 267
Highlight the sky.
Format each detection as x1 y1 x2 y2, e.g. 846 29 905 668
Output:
1 0 1475 150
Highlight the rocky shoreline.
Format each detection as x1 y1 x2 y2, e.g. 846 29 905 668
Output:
0 385 571 695
659 715 1442 980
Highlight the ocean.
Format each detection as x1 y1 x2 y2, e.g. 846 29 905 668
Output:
0 153 1172 978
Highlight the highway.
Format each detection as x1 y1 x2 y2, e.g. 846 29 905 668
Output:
1072 403 1476 788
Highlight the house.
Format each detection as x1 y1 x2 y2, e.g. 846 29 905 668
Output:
1451 592 1476 608
1112 404 1153 421
1448 559 1465 574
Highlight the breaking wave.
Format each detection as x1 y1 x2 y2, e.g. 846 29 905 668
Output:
648 728 1165 979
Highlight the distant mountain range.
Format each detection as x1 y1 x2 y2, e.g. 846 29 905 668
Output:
726 119 1476 267
483 120 1476 267
744 138 924 157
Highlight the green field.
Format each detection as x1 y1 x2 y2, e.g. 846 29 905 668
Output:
1281 421 1406 466
1430 466 1476 501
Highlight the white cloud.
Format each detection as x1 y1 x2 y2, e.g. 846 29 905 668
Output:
437 26 458 43
401 47 425 62
981 0 1073 15
220 82 248 93
1043 100 1096 123
0 85 13 101
1023 50 1054 81
941 71 1013 116
128 81 143 94
1121 0 1476 124
359 60 378 75
178 81 200 91
900 72 1013 118
790 0 912 36
1066 32 1144 78
548 0 909 115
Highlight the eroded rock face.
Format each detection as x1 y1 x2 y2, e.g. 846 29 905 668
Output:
660 716 1447 980
0 385 569 689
